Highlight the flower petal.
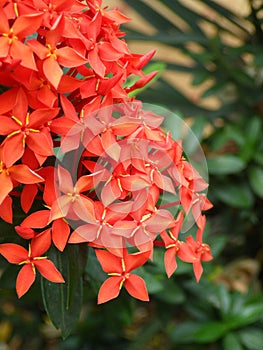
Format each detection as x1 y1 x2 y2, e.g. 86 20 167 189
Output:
95 249 122 273
52 218 70 251
124 274 149 301
16 264 36 298
9 164 44 184
31 229 51 257
0 243 28 263
97 276 122 304
0 171 13 205
34 259 65 283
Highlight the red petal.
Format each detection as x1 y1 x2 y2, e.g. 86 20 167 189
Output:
0 196 13 223
21 210 50 228
124 250 151 272
0 116 18 135
71 224 99 242
29 108 59 128
16 264 36 298
26 132 53 156
0 243 28 263
43 57 63 89
13 13 43 38
49 196 71 221
57 47 87 67
76 174 96 193
72 196 96 223
88 46 106 78
95 249 122 273
52 219 70 251
0 171 13 205
153 172 175 194
9 164 44 184
97 276 122 304
101 130 120 162
57 165 74 194
120 175 150 192
10 41 37 70
164 248 177 278
21 184 38 213
193 261 203 282
15 226 35 240
31 229 51 257
124 274 149 301
0 88 19 114
68 229 91 243
2 133 25 167
101 181 121 207
34 259 65 283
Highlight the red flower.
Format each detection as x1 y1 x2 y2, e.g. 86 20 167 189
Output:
183 215 213 282
95 248 150 304
0 89 59 166
27 36 87 89
0 159 44 205
0 11 43 69
0 230 64 298
160 212 196 278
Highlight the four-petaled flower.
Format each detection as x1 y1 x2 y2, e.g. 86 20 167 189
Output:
0 230 64 298
95 248 150 304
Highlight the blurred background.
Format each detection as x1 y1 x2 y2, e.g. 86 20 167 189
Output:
1 1 263 349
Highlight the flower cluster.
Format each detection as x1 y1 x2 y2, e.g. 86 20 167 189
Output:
0 0 213 303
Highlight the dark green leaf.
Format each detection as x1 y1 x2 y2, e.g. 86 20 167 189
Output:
217 284 231 318
155 279 185 304
192 69 211 86
201 0 249 34
214 183 254 208
41 245 85 339
194 321 228 343
169 322 202 344
240 117 262 161
248 165 263 198
239 328 263 350
124 1 176 31
227 302 263 329
207 155 246 175
223 332 243 350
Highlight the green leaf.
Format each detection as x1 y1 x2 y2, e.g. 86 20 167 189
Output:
41 245 85 339
194 321 228 343
137 268 163 294
155 279 185 304
207 155 246 175
124 1 176 31
223 332 243 350
239 328 263 350
240 117 262 161
217 284 231 318
192 69 211 86
227 302 263 329
248 165 263 198
169 322 202 344
214 183 254 208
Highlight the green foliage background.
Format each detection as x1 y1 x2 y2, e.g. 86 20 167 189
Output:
0 1 263 349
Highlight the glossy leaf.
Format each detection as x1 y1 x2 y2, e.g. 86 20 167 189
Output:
248 165 263 198
41 245 86 339
239 328 263 350
194 321 228 343
214 183 254 209
207 155 246 175
223 332 243 350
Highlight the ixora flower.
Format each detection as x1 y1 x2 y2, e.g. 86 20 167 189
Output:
0 0 213 332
